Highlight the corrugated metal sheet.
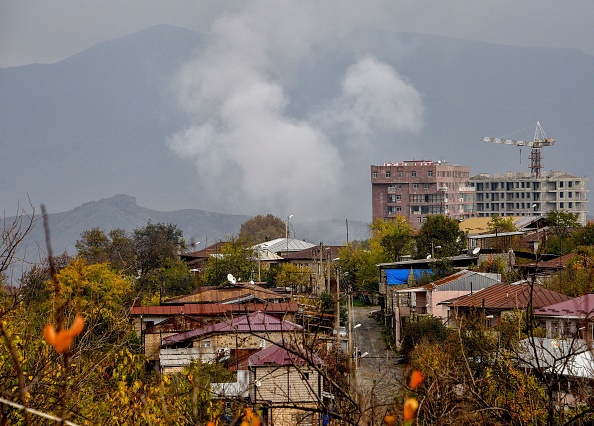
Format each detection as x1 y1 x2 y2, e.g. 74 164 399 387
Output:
535 294 594 318
451 283 570 310
425 270 500 291
131 302 299 316
249 342 322 366
165 284 290 304
163 311 302 345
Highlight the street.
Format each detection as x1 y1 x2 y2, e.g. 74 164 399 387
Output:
350 306 403 421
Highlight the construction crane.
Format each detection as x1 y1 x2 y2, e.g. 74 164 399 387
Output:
481 121 555 178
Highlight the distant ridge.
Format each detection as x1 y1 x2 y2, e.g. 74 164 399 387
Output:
12 194 370 265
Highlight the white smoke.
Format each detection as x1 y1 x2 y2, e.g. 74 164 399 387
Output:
167 2 424 220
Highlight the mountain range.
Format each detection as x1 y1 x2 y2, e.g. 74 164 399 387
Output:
12 194 370 265
1 24 592 254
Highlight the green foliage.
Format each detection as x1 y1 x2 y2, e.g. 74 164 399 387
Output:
238 214 286 244
200 237 256 286
548 246 594 296
134 222 184 275
318 290 335 313
572 220 594 246
415 214 466 259
275 262 312 291
337 243 386 294
488 213 517 233
76 228 136 273
401 315 450 357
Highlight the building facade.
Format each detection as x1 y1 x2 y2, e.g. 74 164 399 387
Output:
371 160 475 227
469 171 589 225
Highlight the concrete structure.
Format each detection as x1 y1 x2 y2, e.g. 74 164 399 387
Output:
371 160 475 228
469 170 589 225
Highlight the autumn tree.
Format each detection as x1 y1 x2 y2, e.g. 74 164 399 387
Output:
275 262 312 292
238 214 286 244
369 216 414 262
337 241 387 294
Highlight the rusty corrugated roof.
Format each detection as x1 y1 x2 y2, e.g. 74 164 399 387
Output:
450 283 570 310
130 302 299 317
249 341 322 366
163 311 302 345
165 283 289 304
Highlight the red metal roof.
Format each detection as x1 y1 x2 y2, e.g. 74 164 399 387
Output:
163 311 302 345
130 302 299 317
450 283 570 310
534 294 594 318
249 341 323 366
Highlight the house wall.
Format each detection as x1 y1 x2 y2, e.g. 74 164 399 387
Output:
145 332 177 361
269 406 319 426
251 365 321 405
427 290 473 319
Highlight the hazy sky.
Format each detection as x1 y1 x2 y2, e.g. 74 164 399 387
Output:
2 1 593 68
2 1 593 222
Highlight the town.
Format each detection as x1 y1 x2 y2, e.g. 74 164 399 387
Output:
1 136 593 424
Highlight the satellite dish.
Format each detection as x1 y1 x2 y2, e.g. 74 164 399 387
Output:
426 255 431 260
227 274 236 284
250 280 255 285
472 247 481 255
255 380 262 387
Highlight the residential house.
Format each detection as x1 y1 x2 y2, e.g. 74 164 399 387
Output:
390 270 500 346
249 342 324 426
533 294 594 339
163 282 291 304
518 337 594 407
444 283 571 328
159 311 302 373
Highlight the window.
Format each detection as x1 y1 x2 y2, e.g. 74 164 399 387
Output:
398 171 404 177
411 171 417 177
428 171 433 177
372 172 378 178
396 194 401 200
293 413 313 426
200 340 212 348
413 184 418 189
560 202 564 208
396 206 402 212
559 192 564 198
424 183 430 189
385 171 391 178
301 372 310 380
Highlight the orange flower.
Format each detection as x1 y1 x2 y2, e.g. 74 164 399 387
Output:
403 397 419 421
384 414 397 425
409 369 424 389
43 315 85 353
240 408 260 426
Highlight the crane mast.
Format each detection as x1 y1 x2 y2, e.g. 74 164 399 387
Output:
481 121 555 178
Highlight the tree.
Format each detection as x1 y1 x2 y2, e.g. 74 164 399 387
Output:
133 222 184 275
369 217 414 262
415 214 466 259
275 263 312 292
488 213 517 233
200 237 256 286
545 210 581 255
572 220 594 247
238 214 286 244
75 228 135 272
337 242 387 294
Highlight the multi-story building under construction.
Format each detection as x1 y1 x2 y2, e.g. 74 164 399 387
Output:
469 171 589 225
